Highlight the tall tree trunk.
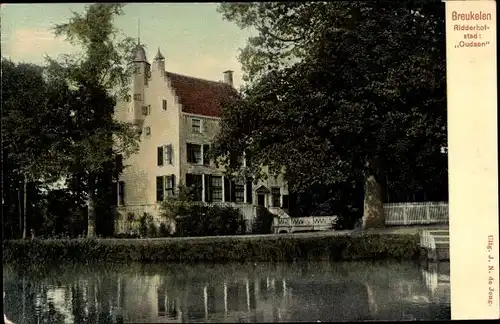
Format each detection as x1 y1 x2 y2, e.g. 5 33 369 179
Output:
22 174 27 239
87 174 97 237
362 157 385 229
96 157 116 237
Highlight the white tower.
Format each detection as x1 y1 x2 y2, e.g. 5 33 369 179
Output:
152 47 165 76
130 37 150 126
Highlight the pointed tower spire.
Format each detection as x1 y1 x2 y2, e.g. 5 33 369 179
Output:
153 46 165 73
154 47 165 61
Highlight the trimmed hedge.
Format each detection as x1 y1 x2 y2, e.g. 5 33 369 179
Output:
3 233 420 264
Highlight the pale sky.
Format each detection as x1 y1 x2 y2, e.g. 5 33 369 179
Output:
1 3 255 89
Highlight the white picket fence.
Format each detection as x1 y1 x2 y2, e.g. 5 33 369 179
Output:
115 201 449 233
272 216 338 234
384 201 448 226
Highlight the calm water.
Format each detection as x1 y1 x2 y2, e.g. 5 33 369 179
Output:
3 261 450 323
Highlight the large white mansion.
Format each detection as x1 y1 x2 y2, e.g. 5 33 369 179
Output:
112 43 289 230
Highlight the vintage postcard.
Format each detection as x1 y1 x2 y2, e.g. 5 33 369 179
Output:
1 1 498 323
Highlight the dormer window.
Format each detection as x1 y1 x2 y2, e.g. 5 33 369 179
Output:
192 118 201 133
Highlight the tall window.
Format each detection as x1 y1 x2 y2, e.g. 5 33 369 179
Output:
192 118 201 133
187 143 202 164
157 175 175 202
157 147 164 166
165 175 175 198
235 182 244 203
156 176 164 202
271 187 281 207
162 99 167 110
164 144 173 165
186 173 203 201
211 176 223 202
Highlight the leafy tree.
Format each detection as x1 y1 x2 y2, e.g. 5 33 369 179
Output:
36 188 88 238
213 2 446 228
45 3 140 237
1 58 72 238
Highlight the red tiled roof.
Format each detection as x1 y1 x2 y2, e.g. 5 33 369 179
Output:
165 72 238 118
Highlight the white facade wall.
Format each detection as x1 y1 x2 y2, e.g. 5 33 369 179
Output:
113 46 288 231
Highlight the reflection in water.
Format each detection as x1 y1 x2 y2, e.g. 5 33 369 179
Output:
421 262 450 304
3 261 450 323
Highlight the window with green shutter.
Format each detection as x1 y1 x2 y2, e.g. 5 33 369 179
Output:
165 175 175 197
246 179 253 204
204 174 212 202
118 181 125 205
271 187 281 207
224 177 231 202
156 176 164 202
203 144 210 166
186 173 203 201
165 144 173 165
157 147 164 166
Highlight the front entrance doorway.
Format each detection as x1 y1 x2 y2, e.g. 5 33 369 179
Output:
257 194 265 207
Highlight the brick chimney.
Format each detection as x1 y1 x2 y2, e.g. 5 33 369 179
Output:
223 70 233 86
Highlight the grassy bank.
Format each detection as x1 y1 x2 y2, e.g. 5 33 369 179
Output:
3 233 421 264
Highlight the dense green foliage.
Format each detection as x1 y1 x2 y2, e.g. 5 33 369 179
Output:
212 2 447 227
3 234 420 264
1 60 71 239
1 4 139 239
159 185 247 237
175 205 247 237
159 185 198 220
